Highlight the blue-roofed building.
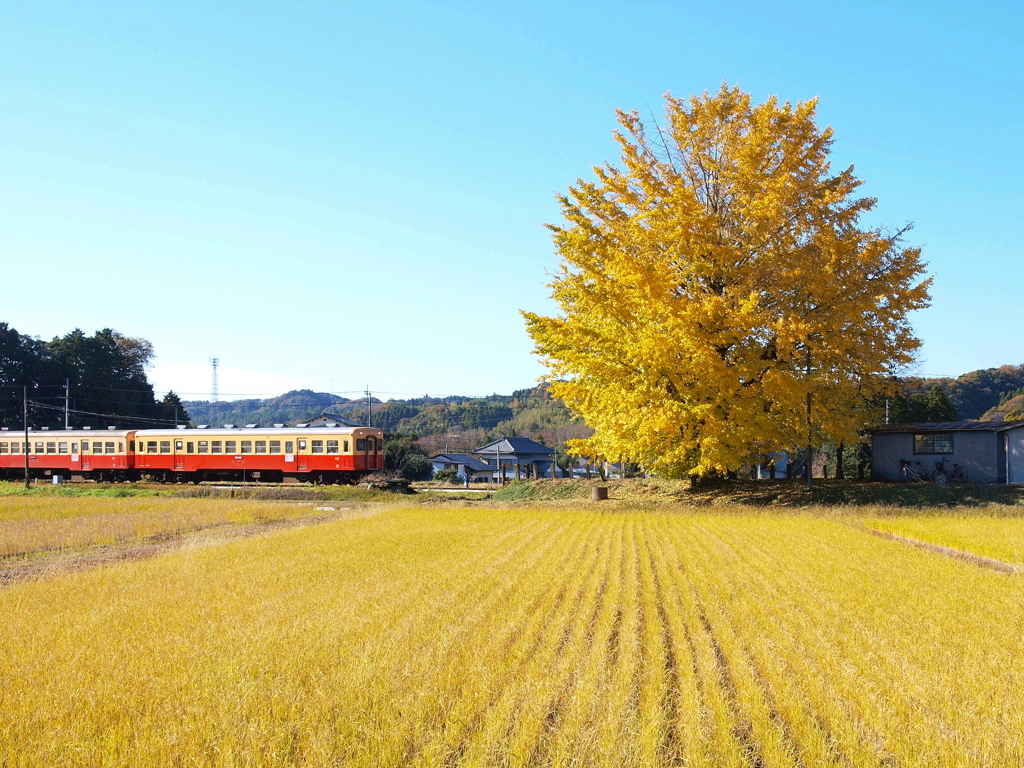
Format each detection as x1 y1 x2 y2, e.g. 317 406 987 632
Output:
429 453 494 482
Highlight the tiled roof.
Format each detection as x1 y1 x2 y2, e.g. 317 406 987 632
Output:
473 436 555 455
871 420 1024 433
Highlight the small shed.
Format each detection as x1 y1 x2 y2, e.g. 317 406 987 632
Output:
871 420 1024 483
473 436 558 480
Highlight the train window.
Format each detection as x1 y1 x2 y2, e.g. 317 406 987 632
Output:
327 440 339 454
269 440 281 454
59 442 68 454
186 442 194 453
356 439 366 451
147 441 157 454
159 441 170 454
225 440 236 453
81 441 90 452
198 441 209 454
367 438 374 451
46 442 56 454
241 441 252 454
105 442 115 454
119 442 124 452
211 441 222 454
298 440 307 451
34 442 43 454
255 440 267 454
175 440 183 451
344 440 349 452
72 443 78 454
0 443 7 454
11 442 20 454
129 440 135 451
285 441 293 453
311 440 323 454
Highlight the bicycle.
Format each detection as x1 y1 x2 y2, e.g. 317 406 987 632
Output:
932 456 968 486
899 458 932 483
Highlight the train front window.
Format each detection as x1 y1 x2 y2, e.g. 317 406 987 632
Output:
241 441 252 454
212 441 222 454
160 441 171 454
255 440 267 454
356 439 366 451
105 442 115 454
59 442 68 454
198 441 209 454
311 440 323 454
270 441 281 454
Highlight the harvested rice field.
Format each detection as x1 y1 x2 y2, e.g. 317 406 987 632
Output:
2 502 1024 767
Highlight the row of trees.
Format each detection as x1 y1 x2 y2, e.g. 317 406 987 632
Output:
0 323 187 430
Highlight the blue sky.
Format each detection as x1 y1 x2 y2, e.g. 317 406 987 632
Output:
2 1 1021 401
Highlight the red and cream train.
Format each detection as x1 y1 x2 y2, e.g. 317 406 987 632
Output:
0 424 384 483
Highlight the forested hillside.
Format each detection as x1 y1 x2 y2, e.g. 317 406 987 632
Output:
905 365 1024 420
184 385 592 455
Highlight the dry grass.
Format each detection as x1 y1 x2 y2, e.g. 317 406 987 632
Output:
0 495 365 557
867 515 1024 566
2 504 1024 765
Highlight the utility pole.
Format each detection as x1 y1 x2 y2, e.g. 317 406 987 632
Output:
806 346 813 491
365 387 372 427
64 379 70 430
23 386 30 490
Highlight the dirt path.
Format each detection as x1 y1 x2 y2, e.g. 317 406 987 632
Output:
868 528 1023 574
0 505 380 586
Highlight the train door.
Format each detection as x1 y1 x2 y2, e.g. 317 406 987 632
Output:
174 440 184 471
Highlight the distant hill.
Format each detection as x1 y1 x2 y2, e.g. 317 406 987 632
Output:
905 365 1024 420
183 384 592 455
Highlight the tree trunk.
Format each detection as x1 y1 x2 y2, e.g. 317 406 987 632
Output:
835 442 845 480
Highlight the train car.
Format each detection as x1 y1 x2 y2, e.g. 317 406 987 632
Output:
133 424 384 483
0 428 136 481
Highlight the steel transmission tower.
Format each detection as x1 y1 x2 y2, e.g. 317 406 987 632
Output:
210 357 219 402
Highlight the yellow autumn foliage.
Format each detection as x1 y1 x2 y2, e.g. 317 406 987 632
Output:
524 85 931 476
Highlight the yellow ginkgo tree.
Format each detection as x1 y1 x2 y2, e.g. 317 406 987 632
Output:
523 85 931 479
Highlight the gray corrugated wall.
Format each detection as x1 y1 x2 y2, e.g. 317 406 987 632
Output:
872 430 1000 482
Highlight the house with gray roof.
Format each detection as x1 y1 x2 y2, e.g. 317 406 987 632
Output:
871 420 1024 483
473 436 559 480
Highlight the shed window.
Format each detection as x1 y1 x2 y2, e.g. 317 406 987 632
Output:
914 433 953 454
